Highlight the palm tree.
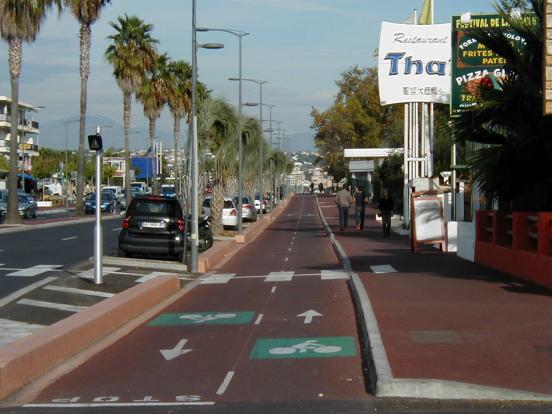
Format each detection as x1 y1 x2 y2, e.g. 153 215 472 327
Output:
105 14 158 206
0 0 59 224
452 0 552 211
136 52 170 194
64 0 111 216
166 60 193 200
241 116 267 200
198 98 239 235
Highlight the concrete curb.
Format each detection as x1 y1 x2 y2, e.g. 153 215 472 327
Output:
314 195 552 401
0 275 181 400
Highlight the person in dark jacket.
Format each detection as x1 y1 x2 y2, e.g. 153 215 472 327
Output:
354 186 368 230
377 190 394 237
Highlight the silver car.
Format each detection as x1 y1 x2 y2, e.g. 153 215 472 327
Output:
17 193 37 219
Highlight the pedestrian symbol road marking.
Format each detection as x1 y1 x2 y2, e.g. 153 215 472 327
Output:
148 311 256 326
250 337 357 359
265 271 293 282
6 265 63 277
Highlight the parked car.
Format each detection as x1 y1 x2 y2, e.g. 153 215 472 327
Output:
254 192 268 213
17 193 37 219
161 185 176 198
222 197 238 228
102 186 123 202
233 195 257 222
0 190 37 219
118 194 187 261
84 191 116 214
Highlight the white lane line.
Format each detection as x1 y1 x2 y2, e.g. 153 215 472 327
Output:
216 371 235 395
271 286 277 294
6 265 63 277
0 318 45 347
265 271 293 282
78 267 120 280
135 271 175 283
284 257 289 262
254 313 264 325
201 273 235 284
17 298 87 313
43 285 114 298
112 227 122 231
0 277 58 307
370 264 398 274
61 236 78 241
321 270 350 280
288 248 292 252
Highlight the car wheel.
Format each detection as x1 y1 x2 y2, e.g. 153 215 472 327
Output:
117 247 129 258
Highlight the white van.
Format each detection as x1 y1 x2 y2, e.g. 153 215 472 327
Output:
103 186 123 201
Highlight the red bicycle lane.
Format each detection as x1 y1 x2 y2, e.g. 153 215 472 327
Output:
28 195 369 407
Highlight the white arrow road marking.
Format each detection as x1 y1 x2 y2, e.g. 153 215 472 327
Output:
160 339 193 361
297 309 323 324
6 265 63 277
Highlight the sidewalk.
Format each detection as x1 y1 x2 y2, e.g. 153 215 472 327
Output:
316 195 552 401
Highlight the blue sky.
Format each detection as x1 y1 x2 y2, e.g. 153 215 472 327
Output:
0 0 496 151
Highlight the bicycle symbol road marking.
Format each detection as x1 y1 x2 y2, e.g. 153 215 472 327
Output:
178 313 237 324
269 340 341 355
250 336 357 359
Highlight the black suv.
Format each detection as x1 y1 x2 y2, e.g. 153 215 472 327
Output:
118 195 186 261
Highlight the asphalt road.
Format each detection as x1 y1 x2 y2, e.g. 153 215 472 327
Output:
2 197 552 414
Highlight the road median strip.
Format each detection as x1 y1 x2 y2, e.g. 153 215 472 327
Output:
0 275 181 400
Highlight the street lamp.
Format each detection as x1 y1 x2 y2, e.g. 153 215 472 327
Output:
191 0 224 272
232 77 267 220
198 26 249 234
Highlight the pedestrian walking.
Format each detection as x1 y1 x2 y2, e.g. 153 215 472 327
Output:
377 189 394 238
310 182 315 194
335 184 353 231
318 182 324 194
354 186 368 230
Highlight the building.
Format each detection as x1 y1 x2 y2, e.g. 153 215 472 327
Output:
0 96 41 190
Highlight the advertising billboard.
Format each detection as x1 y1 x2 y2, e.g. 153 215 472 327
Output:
451 14 535 116
378 22 451 106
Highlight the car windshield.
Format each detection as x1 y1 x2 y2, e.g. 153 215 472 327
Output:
101 193 113 201
223 200 234 209
131 199 180 216
18 195 28 203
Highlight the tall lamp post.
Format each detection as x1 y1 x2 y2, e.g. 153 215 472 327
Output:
191 1 224 271
234 77 267 220
197 26 249 234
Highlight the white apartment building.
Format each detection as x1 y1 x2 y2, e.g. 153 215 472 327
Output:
0 96 41 189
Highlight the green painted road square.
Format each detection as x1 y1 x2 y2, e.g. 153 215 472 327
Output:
250 336 357 359
148 311 256 326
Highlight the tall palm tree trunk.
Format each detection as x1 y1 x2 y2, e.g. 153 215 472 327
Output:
76 23 92 217
148 116 157 193
124 92 131 206
173 116 180 200
6 38 22 225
